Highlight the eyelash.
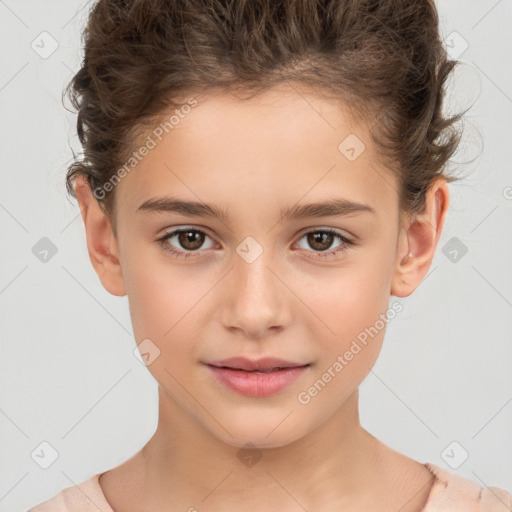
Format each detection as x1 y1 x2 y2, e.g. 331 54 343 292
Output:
156 227 354 261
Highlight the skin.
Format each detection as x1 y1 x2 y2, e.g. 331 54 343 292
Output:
75 83 449 512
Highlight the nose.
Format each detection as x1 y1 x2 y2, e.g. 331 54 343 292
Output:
221 248 292 340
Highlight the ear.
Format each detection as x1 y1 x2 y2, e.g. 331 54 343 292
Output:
74 174 126 297
391 177 450 298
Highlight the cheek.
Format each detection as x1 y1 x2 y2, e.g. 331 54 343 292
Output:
126 269 171 340
304 260 393 343
298 256 394 398
297 269 389 411
125 257 210 365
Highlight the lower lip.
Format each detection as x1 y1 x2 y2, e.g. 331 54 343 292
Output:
205 364 310 397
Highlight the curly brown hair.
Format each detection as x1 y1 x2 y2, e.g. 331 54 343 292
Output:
63 0 465 228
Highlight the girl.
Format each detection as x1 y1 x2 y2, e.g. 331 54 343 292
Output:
29 0 511 510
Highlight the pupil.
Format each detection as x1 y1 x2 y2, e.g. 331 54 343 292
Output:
179 231 203 250
308 232 333 251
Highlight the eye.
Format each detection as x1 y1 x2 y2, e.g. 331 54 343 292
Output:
157 228 216 259
294 229 354 260
156 227 354 261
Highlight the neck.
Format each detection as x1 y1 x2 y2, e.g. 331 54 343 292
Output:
139 386 384 510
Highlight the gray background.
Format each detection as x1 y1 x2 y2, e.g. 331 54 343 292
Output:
1 1 511 510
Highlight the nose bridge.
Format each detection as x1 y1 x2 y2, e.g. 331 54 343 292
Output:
234 237 278 306
237 250 272 293
222 236 290 337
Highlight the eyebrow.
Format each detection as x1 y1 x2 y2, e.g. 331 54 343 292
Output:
136 196 375 221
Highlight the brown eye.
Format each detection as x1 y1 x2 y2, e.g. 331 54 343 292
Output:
176 230 205 251
157 228 215 258
306 231 335 251
295 229 354 260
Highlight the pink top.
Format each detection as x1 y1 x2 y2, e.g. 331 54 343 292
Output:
28 462 511 511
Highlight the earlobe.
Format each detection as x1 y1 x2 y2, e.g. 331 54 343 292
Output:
391 178 450 298
74 174 127 297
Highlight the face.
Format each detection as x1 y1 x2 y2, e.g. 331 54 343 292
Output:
101 84 409 448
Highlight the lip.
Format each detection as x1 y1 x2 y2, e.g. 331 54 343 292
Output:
207 356 309 371
204 357 311 397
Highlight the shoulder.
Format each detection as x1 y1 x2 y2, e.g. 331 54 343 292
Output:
27 474 114 512
422 463 512 512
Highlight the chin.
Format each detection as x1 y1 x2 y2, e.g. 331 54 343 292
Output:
224 433 298 451
207 417 307 451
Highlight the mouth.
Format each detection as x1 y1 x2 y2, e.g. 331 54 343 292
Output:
206 356 310 372
204 357 311 397
211 366 300 373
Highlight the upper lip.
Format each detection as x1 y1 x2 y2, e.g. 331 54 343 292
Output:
206 357 310 371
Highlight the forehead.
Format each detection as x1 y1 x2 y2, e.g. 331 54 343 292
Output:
114 84 399 222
